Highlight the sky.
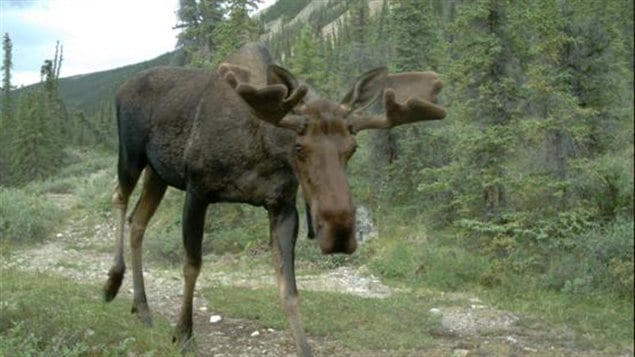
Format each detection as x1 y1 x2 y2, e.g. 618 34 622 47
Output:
1 0 276 87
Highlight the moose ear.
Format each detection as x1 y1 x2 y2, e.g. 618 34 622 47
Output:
340 67 388 114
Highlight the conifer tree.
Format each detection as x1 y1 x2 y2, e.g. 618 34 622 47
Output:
378 0 446 199
9 89 61 184
288 25 326 90
1 33 12 122
440 0 519 222
1 32 13 184
175 0 225 65
211 0 262 65
390 0 440 72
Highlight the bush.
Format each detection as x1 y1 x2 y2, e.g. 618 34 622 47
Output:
571 153 634 220
0 187 62 244
369 241 423 280
572 218 634 297
456 209 634 298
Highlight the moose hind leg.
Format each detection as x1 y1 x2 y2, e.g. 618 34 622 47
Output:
104 181 136 301
173 190 207 348
128 167 167 325
104 148 146 302
269 203 312 356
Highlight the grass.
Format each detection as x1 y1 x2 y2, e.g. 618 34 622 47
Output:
482 282 634 352
0 268 182 356
202 285 441 351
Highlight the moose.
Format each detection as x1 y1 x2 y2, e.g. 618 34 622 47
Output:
103 43 446 356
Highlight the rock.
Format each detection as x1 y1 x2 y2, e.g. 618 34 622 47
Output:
250 330 260 337
209 315 222 323
452 349 470 357
429 308 442 315
506 336 518 344
355 205 377 243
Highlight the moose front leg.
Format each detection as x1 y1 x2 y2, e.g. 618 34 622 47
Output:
268 203 312 357
173 190 208 348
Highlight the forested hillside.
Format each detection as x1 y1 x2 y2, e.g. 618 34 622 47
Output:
1 2 633 353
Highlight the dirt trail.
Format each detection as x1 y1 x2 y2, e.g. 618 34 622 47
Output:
2 193 632 356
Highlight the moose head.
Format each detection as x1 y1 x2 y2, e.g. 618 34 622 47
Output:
218 63 446 254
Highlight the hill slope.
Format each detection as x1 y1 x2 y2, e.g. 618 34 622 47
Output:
57 51 179 116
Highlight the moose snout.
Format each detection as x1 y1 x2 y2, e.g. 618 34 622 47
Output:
315 208 357 255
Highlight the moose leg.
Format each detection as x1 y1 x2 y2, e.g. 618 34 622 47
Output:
173 190 208 347
268 203 312 357
104 165 143 301
305 202 315 240
127 168 167 325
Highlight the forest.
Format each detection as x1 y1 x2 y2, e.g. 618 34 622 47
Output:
1 0 633 355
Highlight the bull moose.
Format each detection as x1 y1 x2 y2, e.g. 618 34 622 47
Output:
103 43 446 356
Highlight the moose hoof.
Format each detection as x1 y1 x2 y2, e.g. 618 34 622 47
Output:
131 303 153 327
103 279 122 303
172 326 194 351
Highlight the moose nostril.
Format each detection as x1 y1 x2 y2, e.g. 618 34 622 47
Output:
317 221 356 255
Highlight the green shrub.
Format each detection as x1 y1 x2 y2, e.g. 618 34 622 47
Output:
571 218 634 297
0 187 62 244
419 245 489 290
369 241 422 280
570 153 634 220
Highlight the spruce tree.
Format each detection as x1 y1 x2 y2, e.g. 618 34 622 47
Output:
1 33 12 122
10 89 60 184
211 0 262 65
378 0 446 206
175 0 225 66
440 0 520 222
288 25 326 90
1 33 13 184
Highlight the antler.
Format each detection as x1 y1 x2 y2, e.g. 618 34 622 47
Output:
350 71 447 132
217 63 251 87
217 64 308 125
